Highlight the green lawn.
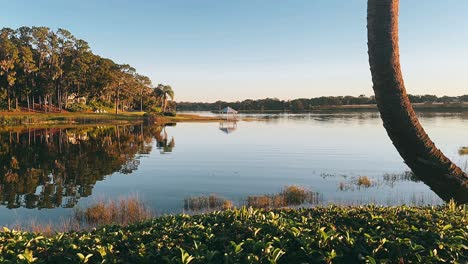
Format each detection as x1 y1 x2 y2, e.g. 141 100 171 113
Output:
0 111 147 126
0 112 227 126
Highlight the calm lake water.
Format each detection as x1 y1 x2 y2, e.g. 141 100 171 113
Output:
0 111 467 225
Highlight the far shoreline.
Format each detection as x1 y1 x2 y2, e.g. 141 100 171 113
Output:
180 102 468 113
0 102 465 127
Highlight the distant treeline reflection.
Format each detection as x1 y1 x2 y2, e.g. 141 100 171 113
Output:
0 124 175 209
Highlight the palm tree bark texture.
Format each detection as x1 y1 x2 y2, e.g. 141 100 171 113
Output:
367 0 467 203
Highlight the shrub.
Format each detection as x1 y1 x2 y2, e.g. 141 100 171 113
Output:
66 103 91 112
282 185 307 205
247 186 321 208
459 147 468 155
163 111 176 117
147 105 162 114
184 194 232 212
74 197 153 226
88 100 114 111
357 176 372 187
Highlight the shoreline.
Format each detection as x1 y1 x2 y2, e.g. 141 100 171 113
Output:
0 105 465 127
0 112 222 127
0 112 146 125
155 114 223 123
180 102 468 113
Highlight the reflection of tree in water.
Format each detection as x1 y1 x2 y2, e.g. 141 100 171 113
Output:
0 124 174 209
155 123 176 154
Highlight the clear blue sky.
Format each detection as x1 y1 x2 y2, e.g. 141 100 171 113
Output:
2 0 467 102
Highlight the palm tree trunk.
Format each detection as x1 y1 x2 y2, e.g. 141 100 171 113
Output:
367 0 467 203
57 88 61 112
50 94 53 112
115 89 119 115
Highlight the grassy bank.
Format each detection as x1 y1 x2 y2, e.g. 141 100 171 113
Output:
1 205 466 263
155 114 223 123
0 111 230 126
0 111 147 126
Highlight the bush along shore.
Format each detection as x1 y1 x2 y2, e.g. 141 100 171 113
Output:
1 205 467 263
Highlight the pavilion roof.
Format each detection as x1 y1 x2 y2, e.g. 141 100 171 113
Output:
219 106 238 114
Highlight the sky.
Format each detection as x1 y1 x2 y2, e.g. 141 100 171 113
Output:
1 0 467 102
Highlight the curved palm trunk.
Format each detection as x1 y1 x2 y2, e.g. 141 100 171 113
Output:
367 0 467 203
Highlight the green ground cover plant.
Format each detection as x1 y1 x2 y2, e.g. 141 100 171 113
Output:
0 205 466 263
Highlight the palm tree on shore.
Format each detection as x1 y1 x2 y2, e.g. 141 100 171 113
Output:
154 84 174 113
367 0 467 203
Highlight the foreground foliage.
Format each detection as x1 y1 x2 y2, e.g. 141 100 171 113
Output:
0 205 466 263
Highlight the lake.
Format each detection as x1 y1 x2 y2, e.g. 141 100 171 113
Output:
0 111 466 225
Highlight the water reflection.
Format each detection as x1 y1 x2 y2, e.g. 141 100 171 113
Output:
155 124 176 154
0 124 174 209
0 111 466 216
219 121 237 134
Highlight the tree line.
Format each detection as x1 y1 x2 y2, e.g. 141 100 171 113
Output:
177 94 468 111
0 27 173 113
